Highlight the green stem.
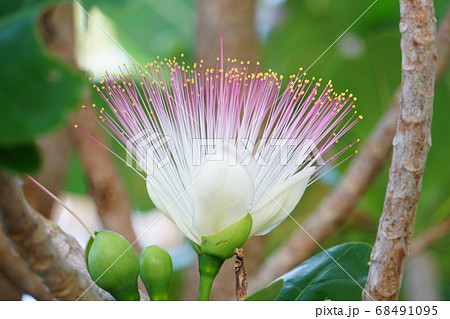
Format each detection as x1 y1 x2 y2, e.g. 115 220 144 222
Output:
197 253 224 301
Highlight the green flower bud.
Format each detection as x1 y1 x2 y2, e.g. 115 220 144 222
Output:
139 245 173 301
85 230 140 301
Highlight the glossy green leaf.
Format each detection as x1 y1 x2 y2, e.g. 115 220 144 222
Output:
245 279 284 301
275 243 371 301
0 142 41 173
0 12 83 146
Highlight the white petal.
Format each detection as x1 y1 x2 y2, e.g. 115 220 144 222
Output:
250 166 315 236
192 145 254 237
146 180 200 244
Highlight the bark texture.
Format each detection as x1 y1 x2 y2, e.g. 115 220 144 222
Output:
251 7 450 291
0 227 53 300
363 0 437 301
0 171 103 300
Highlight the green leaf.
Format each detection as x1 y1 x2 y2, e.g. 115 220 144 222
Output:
245 279 284 301
276 242 371 301
0 11 83 146
0 142 41 173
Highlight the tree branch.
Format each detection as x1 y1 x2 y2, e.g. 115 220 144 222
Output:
0 227 53 300
251 7 450 292
410 217 450 257
70 108 140 250
363 0 437 300
0 171 104 300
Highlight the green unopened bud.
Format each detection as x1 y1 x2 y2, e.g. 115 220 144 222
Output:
85 230 140 301
196 214 253 300
139 245 173 301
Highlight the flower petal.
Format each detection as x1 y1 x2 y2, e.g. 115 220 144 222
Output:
146 179 200 244
192 145 254 237
250 166 315 236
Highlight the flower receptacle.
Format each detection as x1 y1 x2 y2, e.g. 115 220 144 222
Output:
200 213 253 260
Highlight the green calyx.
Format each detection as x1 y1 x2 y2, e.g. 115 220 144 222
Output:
85 230 140 301
139 245 173 301
200 213 253 259
195 214 253 300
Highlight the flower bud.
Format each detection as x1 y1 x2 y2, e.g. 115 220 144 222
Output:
139 245 173 301
85 230 140 301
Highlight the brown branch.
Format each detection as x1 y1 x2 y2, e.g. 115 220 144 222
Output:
410 217 450 257
363 0 437 301
70 108 140 249
0 171 103 300
234 248 248 301
0 272 22 301
0 227 53 300
250 8 450 292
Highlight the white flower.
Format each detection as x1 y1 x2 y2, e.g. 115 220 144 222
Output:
88 52 360 245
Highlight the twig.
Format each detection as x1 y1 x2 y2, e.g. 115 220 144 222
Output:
250 8 450 292
410 217 450 257
0 170 103 300
363 0 437 301
234 248 248 301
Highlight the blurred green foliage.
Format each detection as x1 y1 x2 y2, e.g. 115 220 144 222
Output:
0 0 83 172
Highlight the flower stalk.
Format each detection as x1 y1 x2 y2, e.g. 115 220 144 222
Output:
197 253 224 301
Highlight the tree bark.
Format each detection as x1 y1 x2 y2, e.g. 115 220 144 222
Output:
0 171 103 300
251 6 450 291
0 227 53 300
363 0 436 301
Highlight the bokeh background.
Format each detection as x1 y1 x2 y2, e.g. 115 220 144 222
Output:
0 0 449 300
